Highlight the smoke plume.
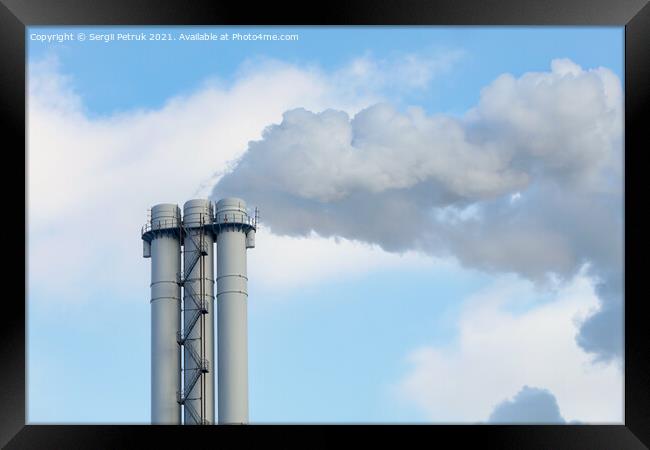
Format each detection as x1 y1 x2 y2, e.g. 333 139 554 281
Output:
212 59 623 362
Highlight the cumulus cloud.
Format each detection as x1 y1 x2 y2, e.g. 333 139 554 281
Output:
487 386 565 424
212 59 623 361
392 270 622 423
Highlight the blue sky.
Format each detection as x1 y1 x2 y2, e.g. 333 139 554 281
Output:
27 26 622 117
27 26 623 424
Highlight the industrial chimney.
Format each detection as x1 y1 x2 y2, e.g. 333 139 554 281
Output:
142 198 257 425
214 198 255 424
145 204 182 425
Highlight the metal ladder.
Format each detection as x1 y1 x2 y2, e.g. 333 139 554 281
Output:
176 216 210 425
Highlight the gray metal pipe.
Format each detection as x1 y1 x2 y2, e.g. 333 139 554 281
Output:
215 198 251 424
148 204 182 424
182 199 215 425
145 198 255 426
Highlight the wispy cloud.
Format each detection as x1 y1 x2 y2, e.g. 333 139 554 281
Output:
332 48 466 96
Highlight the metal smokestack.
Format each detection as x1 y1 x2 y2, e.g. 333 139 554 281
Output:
181 199 216 424
215 197 255 424
144 204 182 424
143 197 257 425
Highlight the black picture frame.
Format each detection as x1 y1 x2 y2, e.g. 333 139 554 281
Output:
2 0 648 448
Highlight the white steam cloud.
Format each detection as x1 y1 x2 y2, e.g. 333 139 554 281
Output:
212 59 623 361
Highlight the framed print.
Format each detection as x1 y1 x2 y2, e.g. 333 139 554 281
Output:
3 0 648 448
